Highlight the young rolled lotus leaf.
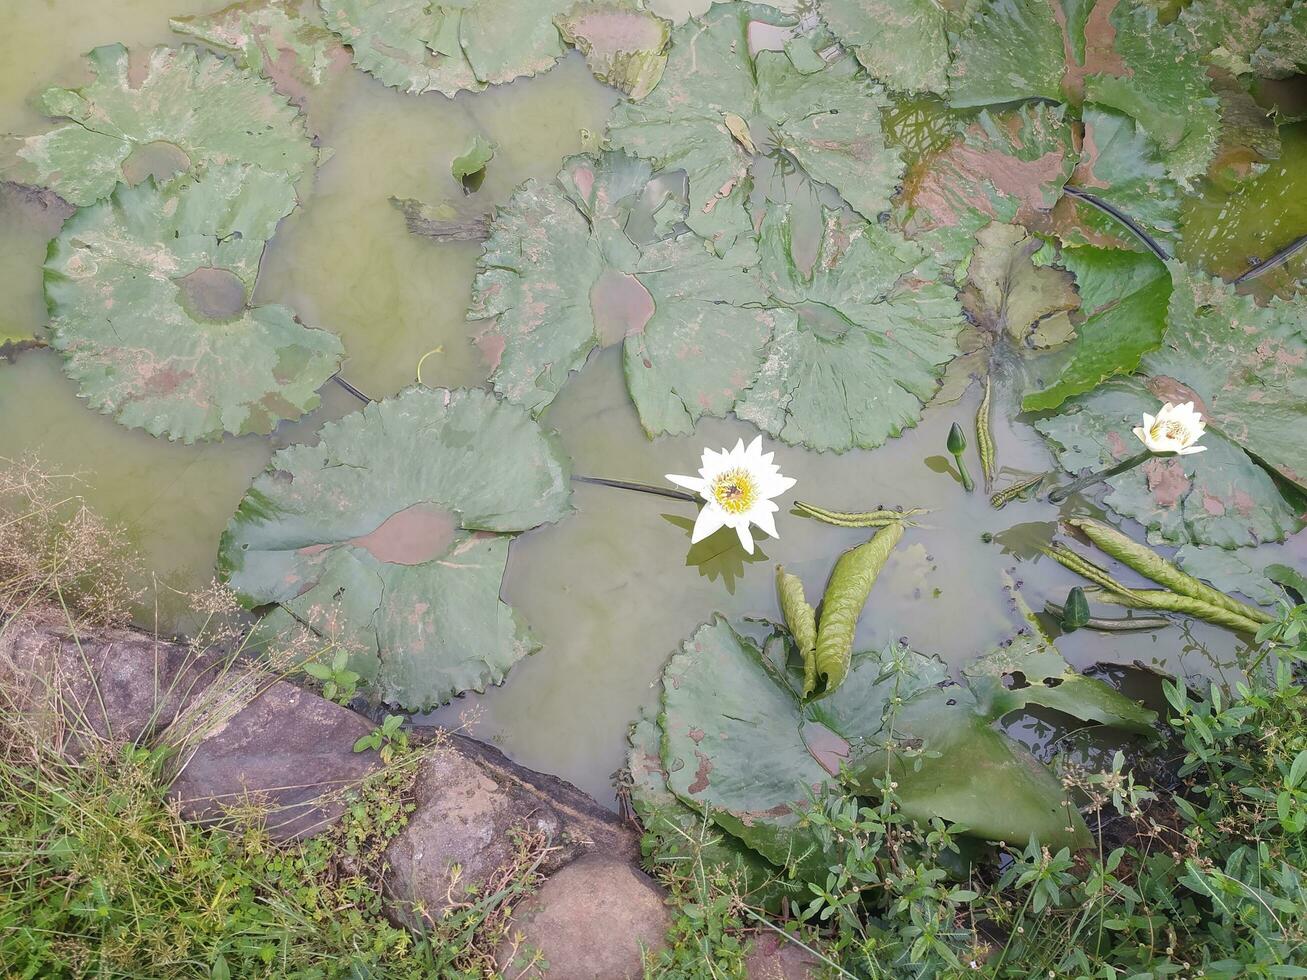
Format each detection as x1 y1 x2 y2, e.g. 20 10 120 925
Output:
319 0 572 96
218 386 573 710
44 164 343 442
607 2 903 252
555 2 670 101
1 44 318 206
625 710 796 911
1022 246 1171 412
657 606 1154 877
170 0 346 103
948 0 1219 185
817 0 951 94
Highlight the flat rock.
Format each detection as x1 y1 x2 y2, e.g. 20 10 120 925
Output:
169 679 382 840
745 933 823 979
495 854 669 978
383 733 637 927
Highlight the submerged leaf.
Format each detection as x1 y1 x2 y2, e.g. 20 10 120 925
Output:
607 3 903 250
218 386 572 710
961 222 1079 349
2 44 317 206
556 2 670 100
320 0 571 95
44 164 342 442
1022 246 1171 411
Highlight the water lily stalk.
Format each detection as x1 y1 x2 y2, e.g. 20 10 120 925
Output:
1047 450 1150 503
976 377 996 491
1067 518 1274 625
1060 587 1091 632
990 473 1044 509
1043 600 1170 632
573 475 697 503
793 501 928 527
1094 589 1262 635
947 422 974 492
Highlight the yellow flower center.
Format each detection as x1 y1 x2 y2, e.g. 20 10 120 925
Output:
1149 419 1189 443
711 468 757 515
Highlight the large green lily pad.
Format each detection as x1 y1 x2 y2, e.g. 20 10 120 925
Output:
44 164 342 442
218 386 573 710
170 0 346 102
2 44 317 206
320 0 572 96
1022 246 1170 412
607 2 903 251
657 607 1153 875
818 0 950 94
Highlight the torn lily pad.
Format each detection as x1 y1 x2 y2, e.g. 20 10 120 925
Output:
170 0 345 103
608 2 903 251
44 164 343 442
320 0 571 96
657 607 1153 875
218 386 573 710
556 2 670 100
2 44 317 206
819 0 950 93
1022 246 1170 412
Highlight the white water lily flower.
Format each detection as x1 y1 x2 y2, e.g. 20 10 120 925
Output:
1133 401 1208 456
667 436 796 554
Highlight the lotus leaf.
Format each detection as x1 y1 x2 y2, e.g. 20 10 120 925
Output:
555 3 670 101
218 386 573 710
319 0 572 96
818 0 950 94
607 2 903 251
44 164 342 442
1253 1 1307 77
2 44 317 206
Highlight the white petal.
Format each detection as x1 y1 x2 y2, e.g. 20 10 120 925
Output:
751 508 778 538
667 474 706 492
735 522 754 553
1179 445 1208 455
691 506 726 543
746 435 763 457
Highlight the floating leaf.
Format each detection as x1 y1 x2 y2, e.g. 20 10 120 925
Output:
1253 1 1307 77
451 134 494 190
170 0 345 102
218 386 572 710
44 164 342 442
555 2 670 100
819 0 950 94
320 0 570 96
1022 246 1171 411
658 608 1152 870
608 3 903 250
2 44 317 206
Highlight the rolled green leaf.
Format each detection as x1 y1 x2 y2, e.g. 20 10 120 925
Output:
977 377 996 491
1042 544 1146 602
776 566 818 695
1067 518 1275 625
989 473 1043 509
813 523 904 697
793 500 927 527
1097 590 1262 635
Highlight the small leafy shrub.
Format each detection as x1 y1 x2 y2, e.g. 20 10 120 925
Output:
302 647 361 704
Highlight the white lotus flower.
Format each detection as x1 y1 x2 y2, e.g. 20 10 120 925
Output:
667 436 796 554
1132 401 1208 456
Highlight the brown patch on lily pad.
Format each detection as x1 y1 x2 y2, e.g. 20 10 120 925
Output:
1146 376 1212 421
687 750 713 794
121 140 193 185
801 721 850 777
347 503 459 565
592 267 656 347
176 267 247 320
1144 458 1189 508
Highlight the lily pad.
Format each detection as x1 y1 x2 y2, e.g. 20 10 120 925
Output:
451 134 494 190
818 0 950 94
218 386 573 710
556 2 670 100
1022 246 1171 412
1253 1 1307 77
170 0 345 103
658 607 1153 872
44 164 343 442
1176 0 1290 75
1175 545 1304 608
2 44 317 206
607 2 903 251
319 0 571 96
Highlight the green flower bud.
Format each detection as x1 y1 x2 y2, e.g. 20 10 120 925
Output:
947 421 967 456
1062 587 1091 632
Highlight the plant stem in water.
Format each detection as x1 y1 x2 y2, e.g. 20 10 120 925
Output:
1047 450 1151 503
571 475 697 503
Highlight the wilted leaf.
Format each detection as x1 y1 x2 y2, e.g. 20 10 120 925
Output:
608 3 903 251
44 164 342 442
320 0 571 96
1022 246 1170 411
556 2 670 100
819 0 950 94
2 44 317 206
170 0 345 103
218 386 572 710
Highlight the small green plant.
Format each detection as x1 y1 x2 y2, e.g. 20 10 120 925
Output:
301 646 361 704
354 713 410 763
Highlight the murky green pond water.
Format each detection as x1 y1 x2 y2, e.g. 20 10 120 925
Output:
2 0 1302 805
